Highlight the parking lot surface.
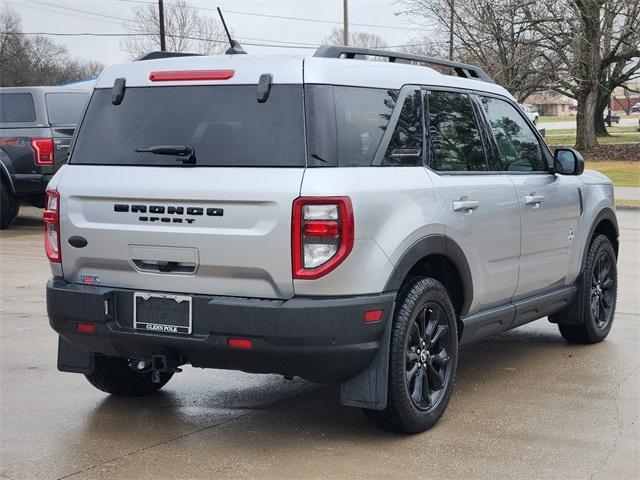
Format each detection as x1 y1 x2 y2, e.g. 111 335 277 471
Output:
1 207 638 480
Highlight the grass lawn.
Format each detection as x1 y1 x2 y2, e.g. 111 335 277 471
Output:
615 199 640 208
547 125 638 135
539 115 568 123
546 132 640 146
586 161 640 187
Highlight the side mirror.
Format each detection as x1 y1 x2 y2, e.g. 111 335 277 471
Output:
554 148 584 175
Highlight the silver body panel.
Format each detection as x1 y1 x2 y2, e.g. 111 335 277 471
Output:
50 54 616 312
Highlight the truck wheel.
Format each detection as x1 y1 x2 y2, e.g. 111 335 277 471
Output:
86 355 173 397
364 277 458 433
558 234 617 344
0 179 19 230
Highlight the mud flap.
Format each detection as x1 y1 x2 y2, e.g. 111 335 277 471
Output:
548 273 585 326
57 336 94 374
340 306 393 411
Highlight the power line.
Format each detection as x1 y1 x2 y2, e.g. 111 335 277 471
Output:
112 0 413 31
23 0 136 24
0 31 436 50
6 1 127 26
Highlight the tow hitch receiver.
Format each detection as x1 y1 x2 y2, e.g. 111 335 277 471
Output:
151 354 182 383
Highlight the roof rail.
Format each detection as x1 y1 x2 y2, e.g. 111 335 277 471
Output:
135 51 202 61
313 45 493 83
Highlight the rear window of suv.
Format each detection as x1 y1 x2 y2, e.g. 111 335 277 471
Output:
45 92 89 126
0 93 36 123
71 85 305 167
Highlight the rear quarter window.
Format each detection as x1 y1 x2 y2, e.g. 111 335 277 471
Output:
45 93 89 126
0 93 36 123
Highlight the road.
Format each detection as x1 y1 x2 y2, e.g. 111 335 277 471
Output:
1 207 639 480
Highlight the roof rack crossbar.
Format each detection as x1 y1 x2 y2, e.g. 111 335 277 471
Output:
135 51 202 61
313 46 493 83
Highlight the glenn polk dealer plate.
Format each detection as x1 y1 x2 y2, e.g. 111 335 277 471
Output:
133 292 192 334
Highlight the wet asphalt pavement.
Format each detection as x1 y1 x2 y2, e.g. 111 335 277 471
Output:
1 207 638 480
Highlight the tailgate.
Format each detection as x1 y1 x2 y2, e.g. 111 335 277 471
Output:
58 165 303 299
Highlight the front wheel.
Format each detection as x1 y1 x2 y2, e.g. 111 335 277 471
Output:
558 234 617 344
364 277 458 433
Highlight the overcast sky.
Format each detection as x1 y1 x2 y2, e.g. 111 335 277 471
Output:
1 0 426 66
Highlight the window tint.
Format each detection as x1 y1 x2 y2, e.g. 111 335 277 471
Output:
480 96 546 172
0 93 36 123
383 90 423 166
426 91 486 171
45 93 88 125
72 85 305 167
305 85 396 167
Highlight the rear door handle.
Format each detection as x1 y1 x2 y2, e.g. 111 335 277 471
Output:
452 200 480 212
524 194 545 206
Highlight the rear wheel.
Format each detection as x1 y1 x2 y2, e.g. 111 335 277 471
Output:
558 234 617 344
364 277 458 433
0 179 19 230
85 355 173 396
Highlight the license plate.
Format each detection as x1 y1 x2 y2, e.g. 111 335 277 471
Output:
133 292 192 334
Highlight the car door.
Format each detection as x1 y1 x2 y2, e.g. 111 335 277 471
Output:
477 95 582 298
424 89 521 315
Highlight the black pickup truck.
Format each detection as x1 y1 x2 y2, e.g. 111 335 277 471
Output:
1 86 90 229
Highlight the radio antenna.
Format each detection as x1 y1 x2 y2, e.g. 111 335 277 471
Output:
217 7 247 55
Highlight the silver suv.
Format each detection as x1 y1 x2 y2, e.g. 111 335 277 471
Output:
46 47 619 433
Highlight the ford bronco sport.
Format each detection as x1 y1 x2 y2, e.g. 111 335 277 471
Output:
46 47 619 433
1 86 90 229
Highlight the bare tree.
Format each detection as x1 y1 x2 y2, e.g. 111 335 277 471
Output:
524 0 640 148
0 6 103 87
322 27 389 49
124 0 228 58
397 0 548 102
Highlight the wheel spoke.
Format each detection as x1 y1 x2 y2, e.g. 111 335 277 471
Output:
602 293 612 308
600 258 611 282
430 325 448 346
411 370 424 403
602 278 613 290
406 363 419 384
591 295 599 318
407 349 419 363
427 363 443 390
431 349 450 367
422 371 431 406
417 308 427 339
599 297 607 321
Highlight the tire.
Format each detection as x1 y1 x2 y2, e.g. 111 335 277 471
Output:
85 355 173 397
364 277 458 433
558 234 617 344
0 179 19 230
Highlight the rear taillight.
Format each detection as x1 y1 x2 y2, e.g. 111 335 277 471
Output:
44 189 61 263
292 197 354 280
31 138 54 165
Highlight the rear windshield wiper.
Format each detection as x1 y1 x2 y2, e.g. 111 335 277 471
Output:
135 145 196 165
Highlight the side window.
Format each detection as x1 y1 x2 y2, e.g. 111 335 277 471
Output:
426 91 486 172
480 96 546 172
383 90 423 166
0 93 36 123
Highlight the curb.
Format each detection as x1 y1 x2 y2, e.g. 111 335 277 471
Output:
615 205 640 211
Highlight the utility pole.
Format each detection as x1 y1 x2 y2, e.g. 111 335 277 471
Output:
158 0 166 51
448 0 454 60
343 0 349 46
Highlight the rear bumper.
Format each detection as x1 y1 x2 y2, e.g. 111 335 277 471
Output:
12 173 52 196
47 278 396 382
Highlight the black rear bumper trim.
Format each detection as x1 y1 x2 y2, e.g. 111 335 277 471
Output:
47 278 396 382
